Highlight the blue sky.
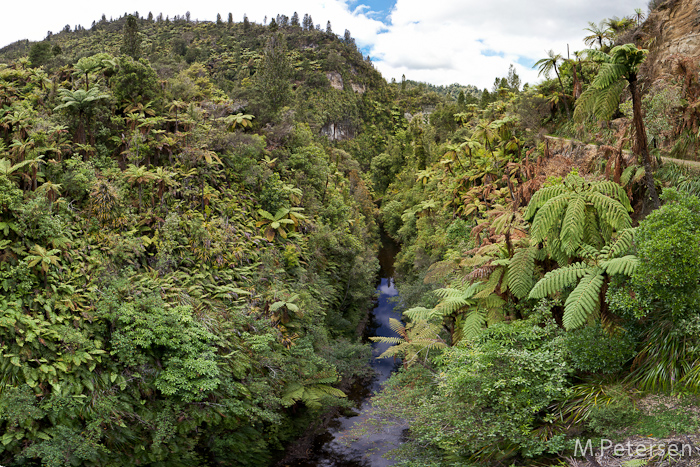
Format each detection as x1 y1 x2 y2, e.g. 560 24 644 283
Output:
3 0 645 89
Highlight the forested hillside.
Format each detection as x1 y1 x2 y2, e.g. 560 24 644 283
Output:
4 4 700 467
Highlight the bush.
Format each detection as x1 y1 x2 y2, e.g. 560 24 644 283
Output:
564 323 636 374
632 188 700 319
405 315 571 461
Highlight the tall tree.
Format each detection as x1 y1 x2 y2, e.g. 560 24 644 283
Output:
583 21 612 50
575 44 660 207
254 34 292 118
534 50 571 119
121 15 141 59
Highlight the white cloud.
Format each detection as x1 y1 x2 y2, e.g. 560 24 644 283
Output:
2 0 646 89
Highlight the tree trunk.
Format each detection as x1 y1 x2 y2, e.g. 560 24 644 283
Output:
554 68 572 119
629 75 660 208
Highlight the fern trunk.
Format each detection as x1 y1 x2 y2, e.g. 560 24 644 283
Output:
554 67 572 120
629 74 660 208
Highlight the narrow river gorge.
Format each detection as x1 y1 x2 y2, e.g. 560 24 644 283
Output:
290 235 405 466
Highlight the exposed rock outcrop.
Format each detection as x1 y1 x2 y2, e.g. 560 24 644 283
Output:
643 0 700 82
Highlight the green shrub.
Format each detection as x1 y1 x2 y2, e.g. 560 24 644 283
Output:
564 323 636 374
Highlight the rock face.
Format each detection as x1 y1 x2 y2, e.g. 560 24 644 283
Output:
321 122 354 141
644 0 700 82
326 71 344 90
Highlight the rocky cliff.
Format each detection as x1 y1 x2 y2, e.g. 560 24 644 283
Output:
643 0 700 82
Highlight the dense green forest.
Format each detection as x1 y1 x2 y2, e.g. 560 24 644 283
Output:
2 5 700 467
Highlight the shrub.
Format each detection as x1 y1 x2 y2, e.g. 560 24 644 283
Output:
564 323 636 374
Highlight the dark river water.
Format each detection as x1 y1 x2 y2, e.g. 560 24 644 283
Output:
289 235 405 466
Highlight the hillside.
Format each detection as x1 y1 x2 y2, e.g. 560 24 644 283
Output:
3 5 700 467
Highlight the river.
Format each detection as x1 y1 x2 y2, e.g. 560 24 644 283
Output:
289 235 405 466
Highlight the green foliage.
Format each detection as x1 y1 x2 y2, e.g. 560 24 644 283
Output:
631 188 700 318
564 323 636 374
574 44 648 122
525 171 632 261
403 314 570 461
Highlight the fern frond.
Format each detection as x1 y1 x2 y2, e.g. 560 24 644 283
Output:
404 307 434 321
593 79 627 121
619 165 637 187
369 336 404 345
530 193 572 243
529 262 591 299
600 255 638 276
586 191 632 232
601 228 636 259
563 269 604 330
389 318 406 337
582 208 604 249
590 180 632 211
591 63 627 90
574 86 599 121
458 308 487 341
561 194 587 255
508 246 536 299
482 294 505 310
523 184 569 221
578 243 599 260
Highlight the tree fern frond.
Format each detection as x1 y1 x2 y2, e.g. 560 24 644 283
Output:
582 208 604 248
389 318 406 336
404 307 434 321
563 269 604 330
593 79 627 121
508 246 536 299
482 294 505 310
600 228 636 259
619 165 637 187
574 86 599 121
369 336 405 345
600 255 638 276
457 308 487 341
584 48 613 63
530 193 572 243
578 243 599 260
529 262 591 299
590 180 632 211
586 191 632 232
524 185 569 221
561 194 587 255
591 63 627 90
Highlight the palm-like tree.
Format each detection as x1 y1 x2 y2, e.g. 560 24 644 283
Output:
534 50 571 119
123 164 156 212
26 244 61 290
218 113 255 131
583 21 613 50
37 181 62 212
574 44 659 207
168 100 187 133
53 87 110 145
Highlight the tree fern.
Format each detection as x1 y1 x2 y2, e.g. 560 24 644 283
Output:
600 255 638 276
529 193 571 243
561 194 586 256
526 172 632 265
370 319 446 366
508 246 536 299
563 269 604 330
529 262 591 299
530 228 639 330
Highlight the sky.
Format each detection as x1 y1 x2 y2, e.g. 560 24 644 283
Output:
1 0 645 89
